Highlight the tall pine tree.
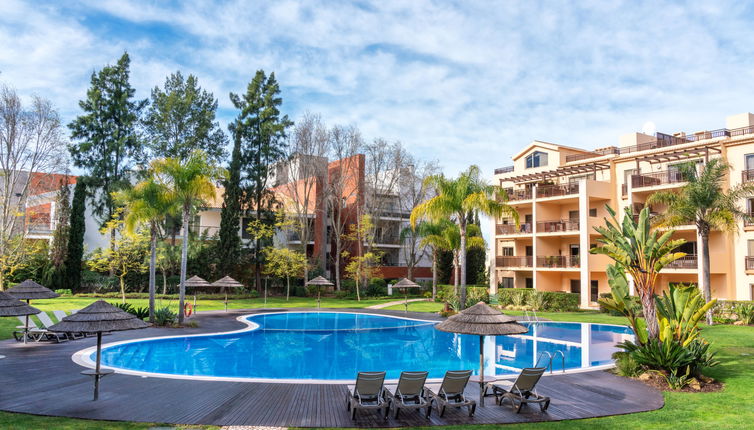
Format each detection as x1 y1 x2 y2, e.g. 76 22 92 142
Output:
229 70 292 290
217 136 243 277
68 52 146 251
64 179 87 292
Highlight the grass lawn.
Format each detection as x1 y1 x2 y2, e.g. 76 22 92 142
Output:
1 297 752 429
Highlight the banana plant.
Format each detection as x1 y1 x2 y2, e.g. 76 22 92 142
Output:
656 283 716 346
598 264 648 345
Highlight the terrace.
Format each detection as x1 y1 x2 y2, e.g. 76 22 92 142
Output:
496 256 533 267
536 219 579 233
536 255 580 268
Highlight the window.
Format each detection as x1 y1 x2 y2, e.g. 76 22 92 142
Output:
568 173 595 184
525 277 533 289
589 208 597 217
501 247 514 256
749 240 754 257
746 154 754 171
501 277 514 289
590 280 599 302
678 241 696 255
748 198 754 215
525 151 548 169
751 284 754 300
570 279 581 294
568 210 579 220
188 215 201 234
624 169 637 184
525 245 533 256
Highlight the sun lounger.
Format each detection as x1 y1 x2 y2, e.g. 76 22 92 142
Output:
346 371 389 420
52 311 85 339
385 371 431 419
426 370 476 417
13 316 45 342
34 312 69 342
483 367 550 413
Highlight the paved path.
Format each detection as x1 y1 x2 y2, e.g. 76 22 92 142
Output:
0 308 663 428
366 298 432 309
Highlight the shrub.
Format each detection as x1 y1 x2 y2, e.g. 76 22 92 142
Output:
112 302 134 314
153 307 177 326
465 286 489 307
293 286 308 297
540 291 579 312
529 292 548 311
334 290 354 300
54 289 73 296
365 278 387 297
130 306 150 320
613 351 642 377
734 303 754 324
511 289 529 307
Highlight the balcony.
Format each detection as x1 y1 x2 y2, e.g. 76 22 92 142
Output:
665 255 697 269
743 169 754 183
537 183 579 198
620 130 729 155
188 225 220 237
374 234 401 245
495 165 514 175
505 188 533 201
565 147 620 163
747 257 754 271
536 219 579 233
496 256 533 268
496 223 532 235
631 170 687 189
536 255 580 268
744 213 754 227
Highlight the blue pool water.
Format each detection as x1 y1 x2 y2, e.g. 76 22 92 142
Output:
96 312 633 380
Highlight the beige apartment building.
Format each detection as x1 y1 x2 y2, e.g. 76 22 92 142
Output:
490 112 754 308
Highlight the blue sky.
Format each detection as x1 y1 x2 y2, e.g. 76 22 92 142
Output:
3 0 754 178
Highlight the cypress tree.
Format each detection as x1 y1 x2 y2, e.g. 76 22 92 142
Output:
64 179 87 292
217 136 242 276
49 177 71 290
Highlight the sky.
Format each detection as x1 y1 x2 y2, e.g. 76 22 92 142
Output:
3 0 754 179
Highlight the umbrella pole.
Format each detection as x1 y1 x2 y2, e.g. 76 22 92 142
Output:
479 335 485 407
405 288 408 313
317 287 321 309
94 332 102 401
264 277 268 308
24 299 30 344
193 295 197 314
225 292 228 312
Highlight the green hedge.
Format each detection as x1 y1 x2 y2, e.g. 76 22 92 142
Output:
712 300 754 317
497 288 579 312
73 292 259 300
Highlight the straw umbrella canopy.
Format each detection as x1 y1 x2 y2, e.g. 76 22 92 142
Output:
211 276 245 311
184 275 211 288
435 301 528 406
305 276 333 308
7 279 59 343
393 278 420 312
48 300 150 401
0 291 40 359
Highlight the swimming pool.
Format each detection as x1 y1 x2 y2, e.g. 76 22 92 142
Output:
75 312 634 382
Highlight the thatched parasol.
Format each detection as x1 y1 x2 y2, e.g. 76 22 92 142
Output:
48 300 150 401
183 276 211 314
393 278 420 312
435 301 528 406
306 276 333 308
0 291 41 359
7 279 59 343
211 276 245 311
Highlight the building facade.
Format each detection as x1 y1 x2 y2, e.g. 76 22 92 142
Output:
491 112 754 308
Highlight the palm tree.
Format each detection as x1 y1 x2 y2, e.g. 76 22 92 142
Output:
443 222 485 293
116 174 177 321
413 220 448 300
410 165 517 309
153 150 225 324
591 206 686 339
646 159 754 324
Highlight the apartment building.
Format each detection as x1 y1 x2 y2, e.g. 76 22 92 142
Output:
28 154 432 281
491 112 754 308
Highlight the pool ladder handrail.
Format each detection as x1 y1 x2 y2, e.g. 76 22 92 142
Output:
535 350 566 374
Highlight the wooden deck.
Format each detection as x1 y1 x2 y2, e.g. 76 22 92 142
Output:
0 308 663 427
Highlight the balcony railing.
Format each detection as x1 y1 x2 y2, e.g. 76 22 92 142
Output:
496 223 532 235
496 256 533 268
666 255 697 269
536 255 580 268
494 165 514 174
744 212 754 227
505 188 533 201
746 256 754 271
631 170 687 189
743 169 754 183
565 147 620 163
536 219 580 233
188 225 220 237
730 125 754 137
375 234 401 245
537 183 579 198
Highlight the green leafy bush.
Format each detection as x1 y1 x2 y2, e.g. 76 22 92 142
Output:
54 289 73 296
130 306 150 320
112 302 134 314
152 307 177 326
539 291 579 312
613 351 642 377
465 286 489 307
511 289 529 307
734 303 754 324
365 278 387 297
657 367 694 390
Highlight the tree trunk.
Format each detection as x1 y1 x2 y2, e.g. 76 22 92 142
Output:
286 275 290 301
459 218 467 310
178 207 190 324
334 240 341 291
699 226 713 325
148 223 157 322
119 276 126 304
638 275 659 339
162 271 167 295
109 228 116 277
355 277 361 302
432 248 438 301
